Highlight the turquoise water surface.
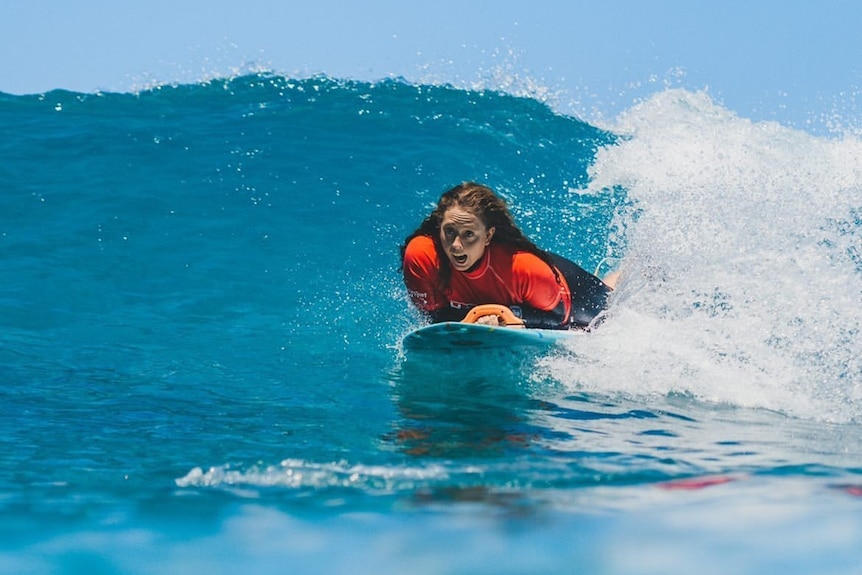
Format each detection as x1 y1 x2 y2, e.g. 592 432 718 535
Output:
2 74 862 574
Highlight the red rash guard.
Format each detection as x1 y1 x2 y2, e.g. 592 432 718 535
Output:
402 235 572 326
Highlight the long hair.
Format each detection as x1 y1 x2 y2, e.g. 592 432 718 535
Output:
400 182 560 287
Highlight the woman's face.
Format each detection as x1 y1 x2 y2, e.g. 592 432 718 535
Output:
439 206 495 271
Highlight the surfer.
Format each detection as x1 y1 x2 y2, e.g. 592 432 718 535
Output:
401 182 618 329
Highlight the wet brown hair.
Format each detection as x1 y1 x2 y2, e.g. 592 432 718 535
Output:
401 182 559 286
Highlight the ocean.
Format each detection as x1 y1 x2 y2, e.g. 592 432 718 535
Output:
2 73 861 574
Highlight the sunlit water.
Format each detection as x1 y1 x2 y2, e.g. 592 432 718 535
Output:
1 75 861 574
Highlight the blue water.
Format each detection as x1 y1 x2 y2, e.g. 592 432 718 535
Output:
2 74 862 574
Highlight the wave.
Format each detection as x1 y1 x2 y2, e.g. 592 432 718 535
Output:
4 72 861 423
541 89 862 423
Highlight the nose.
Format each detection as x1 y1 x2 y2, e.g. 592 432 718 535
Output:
451 235 463 250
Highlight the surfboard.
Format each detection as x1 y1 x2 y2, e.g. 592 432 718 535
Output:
402 322 579 351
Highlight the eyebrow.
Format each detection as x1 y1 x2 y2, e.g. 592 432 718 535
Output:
442 217 481 227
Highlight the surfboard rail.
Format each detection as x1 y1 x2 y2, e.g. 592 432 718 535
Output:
402 321 578 351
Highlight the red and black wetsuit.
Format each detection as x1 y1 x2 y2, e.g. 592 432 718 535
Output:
403 235 609 329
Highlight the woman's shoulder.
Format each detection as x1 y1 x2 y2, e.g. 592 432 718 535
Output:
497 244 556 276
403 235 438 266
404 234 435 254
491 242 542 262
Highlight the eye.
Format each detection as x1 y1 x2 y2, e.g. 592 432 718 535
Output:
463 230 476 240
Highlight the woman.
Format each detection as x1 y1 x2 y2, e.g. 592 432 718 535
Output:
401 182 616 330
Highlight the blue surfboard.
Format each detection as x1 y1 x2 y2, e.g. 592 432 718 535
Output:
402 322 579 351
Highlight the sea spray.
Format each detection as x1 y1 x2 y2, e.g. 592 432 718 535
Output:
542 89 862 422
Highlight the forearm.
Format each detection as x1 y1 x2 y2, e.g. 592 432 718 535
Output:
423 302 568 329
427 307 466 323
513 301 568 330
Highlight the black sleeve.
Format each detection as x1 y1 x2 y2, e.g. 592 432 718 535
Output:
513 301 568 330
549 253 612 327
428 307 467 323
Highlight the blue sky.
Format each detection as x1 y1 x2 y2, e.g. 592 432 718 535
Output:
2 1 860 130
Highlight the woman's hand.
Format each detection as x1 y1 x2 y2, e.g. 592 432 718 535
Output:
473 312 525 329
462 304 526 328
474 313 501 327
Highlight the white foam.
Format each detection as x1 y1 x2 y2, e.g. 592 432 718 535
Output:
547 89 862 423
175 459 450 492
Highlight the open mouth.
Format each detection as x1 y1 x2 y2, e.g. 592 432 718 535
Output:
453 254 469 266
